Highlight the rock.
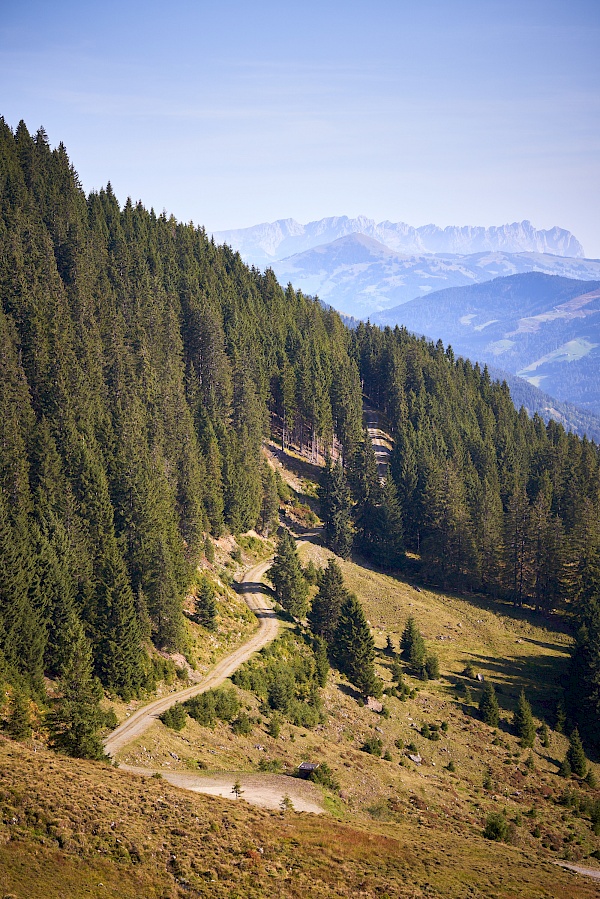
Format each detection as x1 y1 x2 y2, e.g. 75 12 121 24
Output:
476 673 484 682
367 697 383 712
408 753 422 764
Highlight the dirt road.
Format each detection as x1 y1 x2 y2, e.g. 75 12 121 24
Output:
124 768 324 814
103 556 278 759
364 406 393 480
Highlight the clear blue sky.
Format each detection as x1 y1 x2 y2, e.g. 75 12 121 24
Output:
2 0 599 255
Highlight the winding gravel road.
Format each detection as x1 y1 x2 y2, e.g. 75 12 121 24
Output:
103 556 278 758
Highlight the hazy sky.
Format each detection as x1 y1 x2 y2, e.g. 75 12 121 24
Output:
2 0 599 255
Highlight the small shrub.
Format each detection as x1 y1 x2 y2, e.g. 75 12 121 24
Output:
231 713 252 736
231 548 242 564
383 749 393 761
268 714 282 738
440 720 448 732
160 703 187 731
361 736 383 757
463 662 475 679
483 812 509 842
258 758 283 773
309 762 340 792
425 654 439 680
446 760 455 772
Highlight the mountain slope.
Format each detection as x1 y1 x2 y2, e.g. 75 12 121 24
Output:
374 272 600 416
271 236 600 319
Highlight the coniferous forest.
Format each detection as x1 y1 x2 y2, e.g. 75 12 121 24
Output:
1 119 599 752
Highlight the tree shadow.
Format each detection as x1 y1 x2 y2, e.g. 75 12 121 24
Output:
442 647 569 725
268 441 324 487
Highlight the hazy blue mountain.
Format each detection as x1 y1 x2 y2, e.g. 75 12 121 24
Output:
212 216 584 267
487 365 600 443
268 234 600 319
374 272 600 418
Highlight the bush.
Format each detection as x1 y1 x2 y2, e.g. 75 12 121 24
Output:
231 712 252 735
361 736 383 757
309 762 340 792
160 703 187 731
184 687 240 726
425 654 439 680
483 812 509 842
258 758 283 772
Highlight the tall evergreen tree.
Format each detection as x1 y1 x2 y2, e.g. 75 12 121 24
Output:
48 621 106 760
332 593 381 697
308 558 348 644
268 529 308 618
513 689 536 748
479 682 500 727
319 457 354 559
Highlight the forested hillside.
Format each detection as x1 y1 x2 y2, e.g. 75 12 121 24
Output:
0 119 598 752
0 119 363 705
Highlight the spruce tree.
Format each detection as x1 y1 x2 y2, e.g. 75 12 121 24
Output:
195 577 218 631
400 616 426 673
479 682 500 727
268 529 308 618
48 621 106 760
566 727 587 778
319 457 354 559
7 687 32 740
308 558 348 644
332 593 381 698
513 689 536 748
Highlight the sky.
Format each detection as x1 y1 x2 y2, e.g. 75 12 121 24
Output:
2 0 599 256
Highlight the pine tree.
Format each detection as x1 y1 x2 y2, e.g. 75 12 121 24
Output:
308 558 348 644
566 727 587 778
332 593 381 698
258 461 279 536
400 616 426 673
479 682 500 727
513 689 535 748
319 457 354 559
48 621 106 760
195 577 218 631
7 687 32 740
268 529 308 618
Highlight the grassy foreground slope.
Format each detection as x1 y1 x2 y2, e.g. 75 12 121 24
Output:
1 737 598 899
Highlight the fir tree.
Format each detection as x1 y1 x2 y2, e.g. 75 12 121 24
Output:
332 593 381 698
513 689 536 748
6 687 32 740
319 457 354 559
268 529 308 618
308 558 348 644
48 621 106 760
566 727 587 778
195 577 218 631
479 682 500 727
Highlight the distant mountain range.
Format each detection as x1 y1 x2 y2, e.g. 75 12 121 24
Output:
374 272 600 420
212 216 585 266
212 216 600 428
269 234 600 319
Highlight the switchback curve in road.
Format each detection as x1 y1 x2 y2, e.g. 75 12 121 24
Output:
103 556 278 759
